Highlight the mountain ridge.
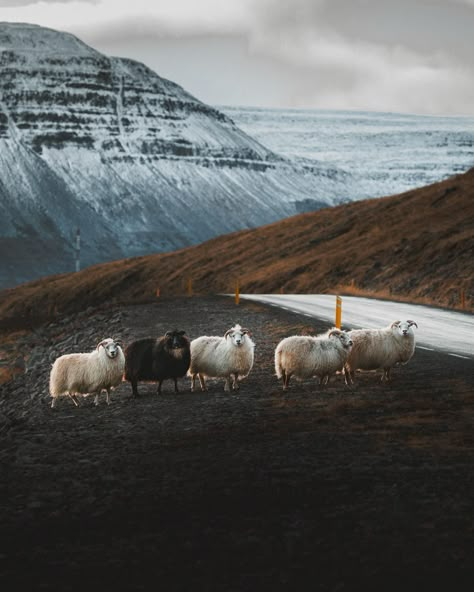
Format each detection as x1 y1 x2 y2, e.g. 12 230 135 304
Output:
1 167 472 331
0 22 348 288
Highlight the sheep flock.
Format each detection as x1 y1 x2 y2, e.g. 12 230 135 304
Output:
48 317 418 409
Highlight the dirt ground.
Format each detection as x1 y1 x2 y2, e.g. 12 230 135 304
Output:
0 296 473 591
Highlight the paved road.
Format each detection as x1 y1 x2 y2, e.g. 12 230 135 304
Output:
240 294 474 360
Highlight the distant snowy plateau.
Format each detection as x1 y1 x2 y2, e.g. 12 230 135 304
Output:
1 23 473 289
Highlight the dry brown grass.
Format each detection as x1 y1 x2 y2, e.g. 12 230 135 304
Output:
0 167 473 332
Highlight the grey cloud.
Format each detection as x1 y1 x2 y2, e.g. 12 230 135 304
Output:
246 0 474 114
257 0 474 62
0 0 98 6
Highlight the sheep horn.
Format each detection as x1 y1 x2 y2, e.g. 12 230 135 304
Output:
114 339 124 347
328 329 340 337
96 339 108 350
407 320 418 328
241 328 252 336
391 321 401 328
224 329 234 339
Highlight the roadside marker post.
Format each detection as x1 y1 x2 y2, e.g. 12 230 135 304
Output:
461 289 465 309
156 288 160 298
187 279 193 297
335 295 342 329
235 281 240 305
74 227 80 272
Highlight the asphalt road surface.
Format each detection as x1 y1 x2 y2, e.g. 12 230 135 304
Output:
239 294 474 360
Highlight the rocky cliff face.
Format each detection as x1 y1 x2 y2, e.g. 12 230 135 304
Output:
0 23 346 288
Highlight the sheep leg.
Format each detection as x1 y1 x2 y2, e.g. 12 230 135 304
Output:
68 393 79 407
174 377 179 393
224 377 231 392
131 379 139 397
198 374 207 392
191 374 196 392
232 374 240 391
157 380 163 394
283 372 291 391
320 375 329 386
51 396 56 409
344 366 354 386
105 388 111 405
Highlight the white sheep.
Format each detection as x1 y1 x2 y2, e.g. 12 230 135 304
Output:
344 320 418 385
275 328 353 390
189 324 255 392
49 338 125 408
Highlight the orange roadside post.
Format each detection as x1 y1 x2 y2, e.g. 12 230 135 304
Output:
335 295 342 329
235 281 240 305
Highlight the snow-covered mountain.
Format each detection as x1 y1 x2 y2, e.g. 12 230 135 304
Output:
0 23 348 288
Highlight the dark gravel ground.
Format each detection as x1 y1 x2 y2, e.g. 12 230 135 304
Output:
0 296 473 591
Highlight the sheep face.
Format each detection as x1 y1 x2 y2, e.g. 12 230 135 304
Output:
97 338 123 359
224 324 251 348
164 330 188 350
390 320 418 339
328 329 353 350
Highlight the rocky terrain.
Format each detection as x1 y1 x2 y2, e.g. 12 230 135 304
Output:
0 22 350 288
0 296 473 590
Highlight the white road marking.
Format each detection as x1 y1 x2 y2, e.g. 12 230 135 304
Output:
417 346 434 351
448 353 471 360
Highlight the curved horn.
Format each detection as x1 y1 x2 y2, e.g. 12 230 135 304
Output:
114 339 124 347
96 339 108 350
224 328 234 339
328 329 340 337
241 328 252 336
391 320 401 328
407 320 418 328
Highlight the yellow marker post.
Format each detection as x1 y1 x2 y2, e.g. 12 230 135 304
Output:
335 295 342 329
187 279 193 297
235 281 240 305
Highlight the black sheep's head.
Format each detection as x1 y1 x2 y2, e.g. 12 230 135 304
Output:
165 330 188 349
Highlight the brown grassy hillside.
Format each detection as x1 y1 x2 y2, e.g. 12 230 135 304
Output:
1 168 473 330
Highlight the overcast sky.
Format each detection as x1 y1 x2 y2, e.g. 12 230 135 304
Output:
1 0 474 115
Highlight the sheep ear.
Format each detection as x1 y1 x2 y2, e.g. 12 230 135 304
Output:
391 321 401 328
407 320 418 328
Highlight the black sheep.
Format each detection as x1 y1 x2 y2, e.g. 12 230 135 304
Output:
124 330 191 396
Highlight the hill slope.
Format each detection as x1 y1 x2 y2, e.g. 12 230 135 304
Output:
0 22 348 288
0 167 473 329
